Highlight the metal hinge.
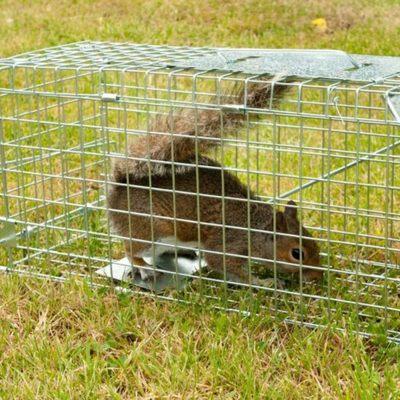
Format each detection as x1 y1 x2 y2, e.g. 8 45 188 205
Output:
101 93 120 102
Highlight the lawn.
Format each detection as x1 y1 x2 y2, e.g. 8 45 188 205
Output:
0 0 399 398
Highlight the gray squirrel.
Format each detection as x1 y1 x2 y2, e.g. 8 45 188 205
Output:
107 80 322 287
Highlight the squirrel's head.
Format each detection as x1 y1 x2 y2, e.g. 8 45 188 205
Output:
265 200 322 282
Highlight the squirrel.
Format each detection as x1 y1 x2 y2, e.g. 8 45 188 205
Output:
107 78 323 287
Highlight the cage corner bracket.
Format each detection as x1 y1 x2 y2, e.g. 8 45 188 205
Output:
0 218 17 248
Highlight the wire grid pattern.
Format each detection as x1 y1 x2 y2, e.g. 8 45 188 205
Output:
0 42 399 342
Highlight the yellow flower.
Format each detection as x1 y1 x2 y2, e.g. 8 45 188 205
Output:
312 18 328 33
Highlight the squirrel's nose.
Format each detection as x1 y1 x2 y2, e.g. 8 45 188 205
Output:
302 268 324 282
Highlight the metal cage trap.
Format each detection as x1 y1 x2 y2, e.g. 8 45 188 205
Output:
0 42 399 342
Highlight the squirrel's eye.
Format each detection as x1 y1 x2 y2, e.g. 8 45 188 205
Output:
291 248 305 261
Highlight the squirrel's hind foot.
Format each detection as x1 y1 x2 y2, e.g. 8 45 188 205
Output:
138 266 160 282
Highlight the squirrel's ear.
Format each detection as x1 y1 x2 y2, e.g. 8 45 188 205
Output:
284 200 297 219
275 211 287 231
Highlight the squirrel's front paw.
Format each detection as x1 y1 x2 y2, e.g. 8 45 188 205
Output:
253 277 286 289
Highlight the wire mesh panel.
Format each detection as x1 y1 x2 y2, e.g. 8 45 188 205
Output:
0 42 399 342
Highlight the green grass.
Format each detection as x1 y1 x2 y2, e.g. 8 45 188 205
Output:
0 0 400 398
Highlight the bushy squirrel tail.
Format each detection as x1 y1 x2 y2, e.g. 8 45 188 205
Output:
112 77 288 183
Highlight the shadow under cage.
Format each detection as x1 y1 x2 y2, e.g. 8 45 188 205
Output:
0 42 398 342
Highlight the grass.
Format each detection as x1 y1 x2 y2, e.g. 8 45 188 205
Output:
0 276 399 399
0 0 399 398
